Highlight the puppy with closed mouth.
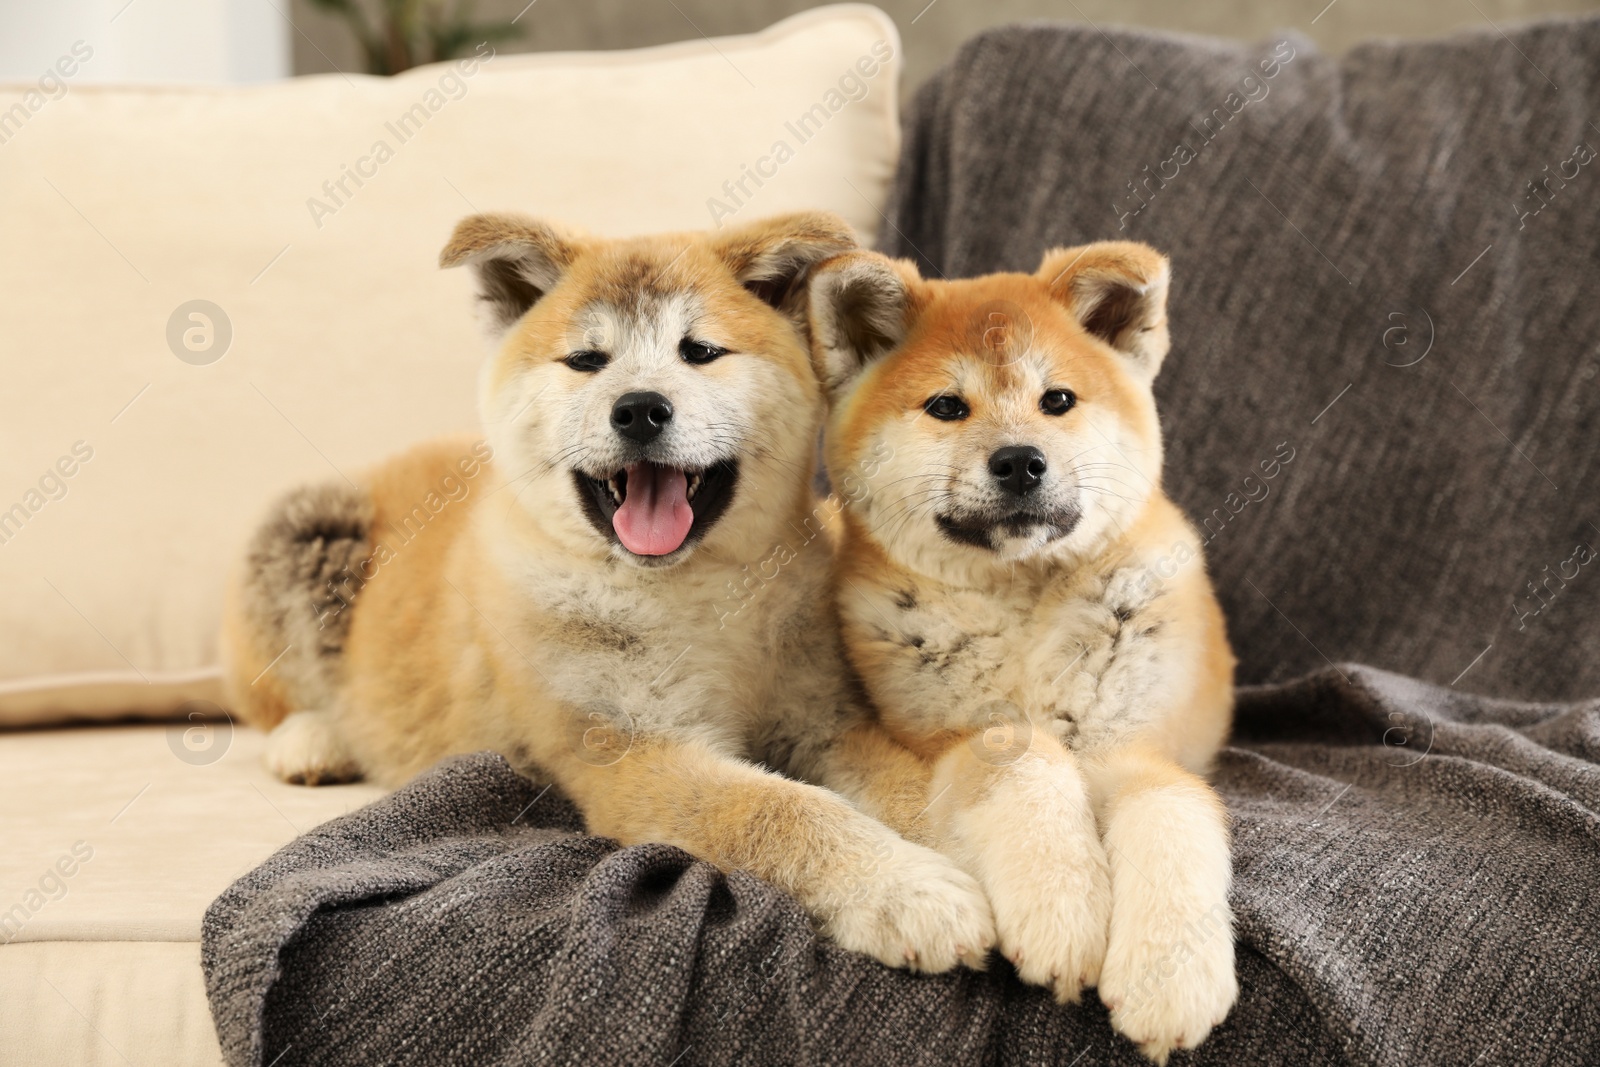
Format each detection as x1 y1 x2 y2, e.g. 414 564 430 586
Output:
221 211 995 972
809 243 1238 1061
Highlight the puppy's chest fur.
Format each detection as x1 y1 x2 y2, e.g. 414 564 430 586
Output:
863 560 1179 749
510 545 841 756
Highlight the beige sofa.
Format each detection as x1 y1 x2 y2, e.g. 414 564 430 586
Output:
0 7 902 1062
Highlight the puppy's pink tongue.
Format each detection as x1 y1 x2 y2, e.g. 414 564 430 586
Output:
613 462 694 556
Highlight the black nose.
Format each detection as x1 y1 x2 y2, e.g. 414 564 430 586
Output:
611 391 674 444
989 445 1047 497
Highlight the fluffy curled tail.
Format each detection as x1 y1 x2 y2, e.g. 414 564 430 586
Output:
222 481 373 729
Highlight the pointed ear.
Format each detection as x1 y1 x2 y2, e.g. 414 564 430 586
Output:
807 251 917 395
709 211 860 316
1039 241 1171 379
440 213 583 336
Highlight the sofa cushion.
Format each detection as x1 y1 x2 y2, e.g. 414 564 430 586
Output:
0 942 222 1067
0 3 902 726
0 724 384 945
0 723 382 1066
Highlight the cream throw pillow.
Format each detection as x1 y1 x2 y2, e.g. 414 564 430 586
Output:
0 4 901 725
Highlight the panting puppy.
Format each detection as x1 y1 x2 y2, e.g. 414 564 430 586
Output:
809 243 1237 1061
221 212 996 972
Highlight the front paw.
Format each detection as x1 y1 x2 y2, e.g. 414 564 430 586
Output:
823 840 996 974
263 710 361 785
1098 903 1238 1064
989 840 1112 1002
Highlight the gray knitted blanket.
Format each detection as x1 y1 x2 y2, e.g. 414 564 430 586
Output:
204 17 1600 1067
203 668 1600 1065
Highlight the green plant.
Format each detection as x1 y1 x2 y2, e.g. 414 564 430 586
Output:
306 0 524 75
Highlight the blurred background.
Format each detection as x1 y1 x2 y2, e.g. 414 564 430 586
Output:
2 0 1598 88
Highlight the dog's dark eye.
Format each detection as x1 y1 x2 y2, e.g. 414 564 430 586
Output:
1040 389 1077 416
565 350 609 373
923 395 970 421
679 338 727 365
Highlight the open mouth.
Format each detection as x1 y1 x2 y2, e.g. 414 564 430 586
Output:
936 508 1080 551
575 459 739 560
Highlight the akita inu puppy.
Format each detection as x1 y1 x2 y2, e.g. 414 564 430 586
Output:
808 243 1237 1060
221 212 996 972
